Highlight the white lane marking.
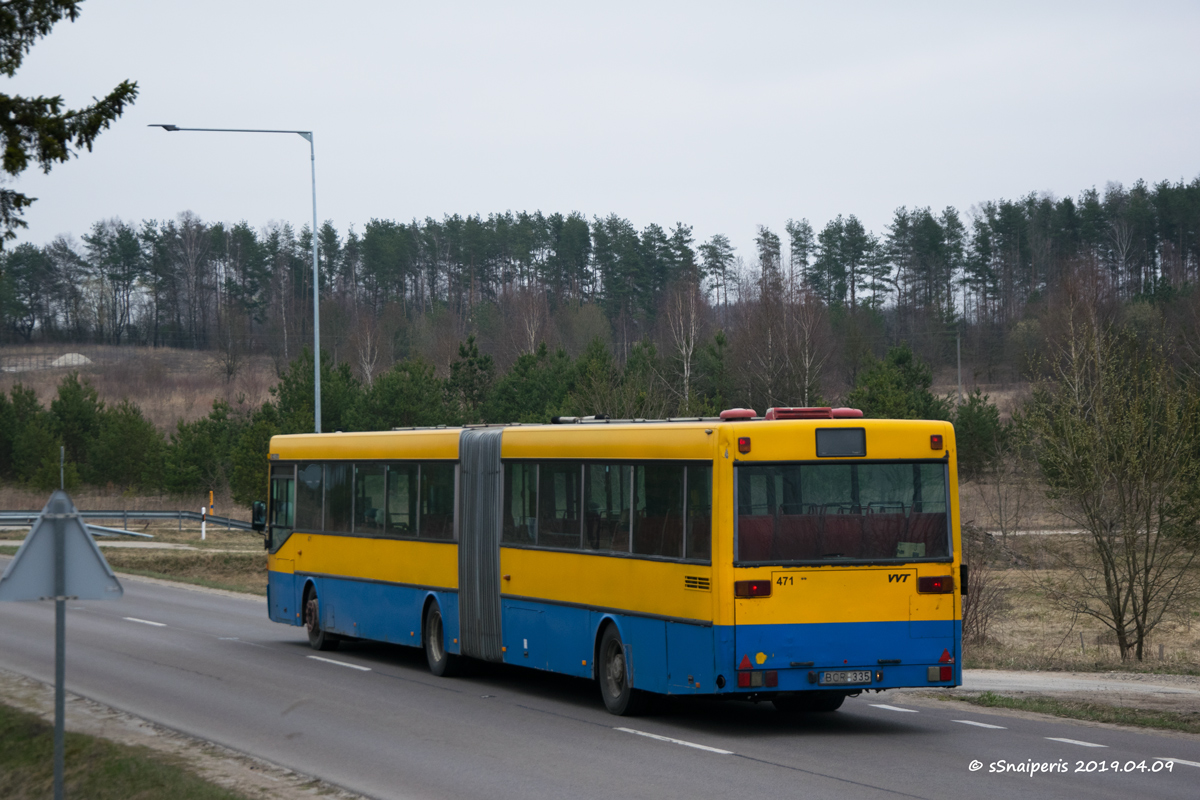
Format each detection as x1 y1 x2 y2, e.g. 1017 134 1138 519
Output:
870 704 918 713
615 727 734 755
1157 757 1200 769
306 655 371 672
218 637 239 640
1046 737 1107 748
123 617 166 627
952 719 1007 729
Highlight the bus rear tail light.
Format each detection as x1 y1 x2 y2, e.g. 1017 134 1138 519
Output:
927 666 953 682
734 580 771 598
917 575 954 594
736 670 776 688
737 437 751 454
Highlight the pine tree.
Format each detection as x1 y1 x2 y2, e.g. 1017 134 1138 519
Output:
0 1 138 243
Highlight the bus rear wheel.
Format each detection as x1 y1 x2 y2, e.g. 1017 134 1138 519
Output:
423 601 460 677
304 587 339 651
773 692 845 714
598 625 652 716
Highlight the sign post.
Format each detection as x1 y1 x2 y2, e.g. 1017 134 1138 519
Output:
0 491 124 800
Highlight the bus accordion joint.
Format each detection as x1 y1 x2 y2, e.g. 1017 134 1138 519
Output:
734 580 771 598
917 575 955 594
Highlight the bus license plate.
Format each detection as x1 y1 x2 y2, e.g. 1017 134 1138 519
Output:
820 670 871 685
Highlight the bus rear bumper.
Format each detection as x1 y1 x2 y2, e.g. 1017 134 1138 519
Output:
722 619 961 694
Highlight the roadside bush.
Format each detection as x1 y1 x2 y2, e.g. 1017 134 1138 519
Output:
49 371 104 465
483 342 574 423
164 399 250 494
954 388 1008 481
88 400 165 491
348 357 449 431
846 344 951 420
230 403 280 508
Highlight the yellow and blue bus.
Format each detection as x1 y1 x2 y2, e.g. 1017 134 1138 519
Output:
261 407 963 715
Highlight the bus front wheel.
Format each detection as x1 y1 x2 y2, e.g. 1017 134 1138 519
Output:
423 602 460 677
304 587 339 651
598 625 651 716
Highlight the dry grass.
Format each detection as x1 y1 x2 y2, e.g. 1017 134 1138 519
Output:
99 551 267 596
0 344 275 432
959 474 1071 532
0 485 250 522
963 535 1200 674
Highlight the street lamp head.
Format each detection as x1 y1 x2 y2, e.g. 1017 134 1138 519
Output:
148 124 180 131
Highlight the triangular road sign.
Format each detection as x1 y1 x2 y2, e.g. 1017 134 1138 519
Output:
0 490 123 602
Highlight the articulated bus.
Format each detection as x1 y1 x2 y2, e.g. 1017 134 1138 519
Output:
261 407 963 715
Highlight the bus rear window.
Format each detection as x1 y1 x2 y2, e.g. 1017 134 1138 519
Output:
736 462 949 563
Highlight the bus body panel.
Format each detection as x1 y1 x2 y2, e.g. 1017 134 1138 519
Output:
498 547 713 625
264 417 964 699
267 562 298 625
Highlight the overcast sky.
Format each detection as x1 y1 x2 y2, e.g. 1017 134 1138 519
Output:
8 1 1200 257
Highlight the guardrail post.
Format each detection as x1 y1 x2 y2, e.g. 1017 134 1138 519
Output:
201 506 206 541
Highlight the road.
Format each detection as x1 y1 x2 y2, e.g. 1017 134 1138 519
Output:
0 563 1197 800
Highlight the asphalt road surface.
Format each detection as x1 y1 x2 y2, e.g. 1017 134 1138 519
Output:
1 564 1197 800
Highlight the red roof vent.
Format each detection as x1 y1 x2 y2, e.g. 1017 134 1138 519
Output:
765 407 831 419
764 407 864 420
719 408 757 420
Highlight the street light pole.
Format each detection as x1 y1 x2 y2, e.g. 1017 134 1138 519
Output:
150 124 322 433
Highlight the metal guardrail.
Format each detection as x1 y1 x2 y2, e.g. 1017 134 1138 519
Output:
0 509 256 533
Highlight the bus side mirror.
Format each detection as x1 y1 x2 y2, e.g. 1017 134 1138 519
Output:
252 501 267 533
959 564 969 596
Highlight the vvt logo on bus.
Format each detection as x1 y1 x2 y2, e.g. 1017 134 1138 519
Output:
888 574 909 583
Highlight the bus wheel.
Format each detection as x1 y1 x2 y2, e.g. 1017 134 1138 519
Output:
598 625 650 716
423 602 460 677
304 588 339 651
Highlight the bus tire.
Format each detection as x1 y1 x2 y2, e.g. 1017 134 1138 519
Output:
423 601 460 677
598 625 651 716
304 586 339 651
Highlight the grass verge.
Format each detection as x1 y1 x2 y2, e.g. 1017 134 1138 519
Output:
101 551 266 596
951 691 1200 735
0 547 265 596
0 700 247 800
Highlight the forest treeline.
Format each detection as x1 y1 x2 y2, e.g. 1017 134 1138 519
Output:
4 177 1200 411
0 339 1005 509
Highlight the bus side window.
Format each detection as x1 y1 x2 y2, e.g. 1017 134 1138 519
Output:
537 461 581 550
685 464 712 561
502 462 538 544
295 463 324 531
387 463 418 536
325 463 352 533
420 462 456 540
633 463 684 558
583 463 631 552
270 465 295 535
354 463 386 536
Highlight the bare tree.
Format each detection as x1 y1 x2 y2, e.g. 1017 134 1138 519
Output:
663 279 705 411
351 312 382 387
1022 314 1200 660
